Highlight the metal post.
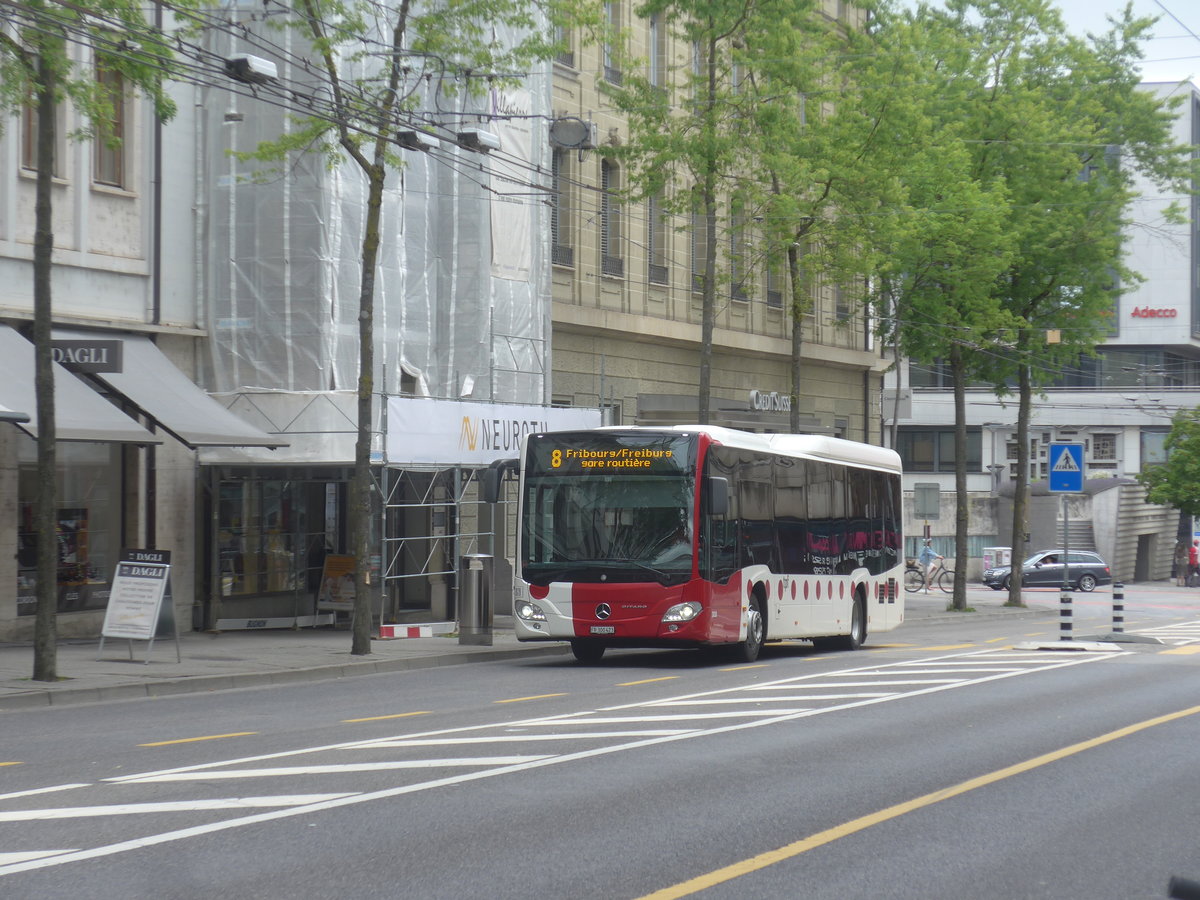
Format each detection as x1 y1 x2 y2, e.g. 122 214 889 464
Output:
459 553 493 646
1112 582 1124 634
1059 591 1072 641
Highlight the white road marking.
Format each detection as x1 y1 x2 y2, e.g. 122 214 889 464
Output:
366 730 694 746
0 785 89 802
0 648 1123 878
0 796 357 822
119 759 552 782
0 851 77 865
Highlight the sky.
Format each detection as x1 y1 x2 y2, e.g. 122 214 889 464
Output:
1052 0 1200 86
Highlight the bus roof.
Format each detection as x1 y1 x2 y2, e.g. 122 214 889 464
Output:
582 424 903 474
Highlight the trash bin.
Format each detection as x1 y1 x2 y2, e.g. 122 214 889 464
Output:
459 554 493 646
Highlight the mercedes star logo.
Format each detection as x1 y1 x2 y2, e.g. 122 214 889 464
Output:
595 603 612 620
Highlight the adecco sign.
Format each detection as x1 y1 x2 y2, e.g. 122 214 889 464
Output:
1130 307 1178 318
385 398 601 466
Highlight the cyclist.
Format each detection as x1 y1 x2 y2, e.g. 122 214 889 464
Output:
917 540 944 593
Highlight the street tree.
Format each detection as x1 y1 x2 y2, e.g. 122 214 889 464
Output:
1138 409 1200 519
869 0 1195 607
225 0 598 654
738 7 900 434
604 0 804 423
0 0 198 681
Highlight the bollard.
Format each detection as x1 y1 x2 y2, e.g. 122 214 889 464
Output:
1112 582 1124 634
458 554 493 646
1059 591 1073 641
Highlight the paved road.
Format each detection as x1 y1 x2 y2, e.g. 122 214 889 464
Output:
2 593 1199 898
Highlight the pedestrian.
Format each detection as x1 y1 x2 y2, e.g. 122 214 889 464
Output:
1174 540 1188 587
1189 541 1199 587
918 539 943 593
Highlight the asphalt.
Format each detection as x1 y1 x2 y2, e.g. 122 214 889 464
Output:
0 591 1052 712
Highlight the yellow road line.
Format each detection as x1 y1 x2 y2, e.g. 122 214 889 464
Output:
0 762 22 767
638 703 1200 900
618 677 680 687
138 732 257 747
493 693 567 704
1161 646 1200 655
984 637 1009 644
720 664 769 672
342 711 432 723
920 644 975 651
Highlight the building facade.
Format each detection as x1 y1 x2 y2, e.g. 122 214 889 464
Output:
546 0 886 438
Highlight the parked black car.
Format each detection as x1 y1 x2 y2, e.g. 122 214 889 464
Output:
982 549 1111 592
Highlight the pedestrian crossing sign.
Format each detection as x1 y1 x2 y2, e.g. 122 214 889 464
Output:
1048 442 1084 492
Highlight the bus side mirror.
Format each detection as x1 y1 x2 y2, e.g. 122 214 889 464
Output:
482 457 518 503
706 476 729 517
483 469 501 504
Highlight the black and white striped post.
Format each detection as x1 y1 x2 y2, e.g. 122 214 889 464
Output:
1059 591 1073 641
1112 582 1124 634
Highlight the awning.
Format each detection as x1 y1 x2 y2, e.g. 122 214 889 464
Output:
54 328 285 449
0 404 30 424
0 326 160 443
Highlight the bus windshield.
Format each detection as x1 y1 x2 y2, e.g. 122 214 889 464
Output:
522 433 696 585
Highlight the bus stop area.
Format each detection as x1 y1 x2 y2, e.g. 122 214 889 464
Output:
0 590 1060 712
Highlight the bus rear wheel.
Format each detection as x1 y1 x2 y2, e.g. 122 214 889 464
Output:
817 597 864 651
570 639 606 664
734 596 765 662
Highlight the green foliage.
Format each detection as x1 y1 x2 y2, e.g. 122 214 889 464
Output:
866 0 1197 387
1138 409 1200 518
0 0 200 136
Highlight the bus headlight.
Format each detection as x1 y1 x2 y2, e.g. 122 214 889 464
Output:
662 601 701 623
516 600 547 622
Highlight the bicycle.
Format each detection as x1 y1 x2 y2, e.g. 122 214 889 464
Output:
934 564 956 593
904 565 924 592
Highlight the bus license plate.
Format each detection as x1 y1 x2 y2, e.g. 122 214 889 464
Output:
590 626 615 635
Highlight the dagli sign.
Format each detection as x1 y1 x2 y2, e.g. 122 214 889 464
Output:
385 398 601 466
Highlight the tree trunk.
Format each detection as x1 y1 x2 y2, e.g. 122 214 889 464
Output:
350 167 384 656
787 240 803 434
950 342 969 610
32 51 58 682
1007 343 1032 607
698 175 717 426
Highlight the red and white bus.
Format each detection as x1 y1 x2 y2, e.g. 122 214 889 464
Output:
508 425 904 663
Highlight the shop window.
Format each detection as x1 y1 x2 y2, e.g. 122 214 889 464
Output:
218 480 344 598
17 440 121 616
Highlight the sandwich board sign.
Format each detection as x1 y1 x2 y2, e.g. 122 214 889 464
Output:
1048 442 1084 493
98 549 181 663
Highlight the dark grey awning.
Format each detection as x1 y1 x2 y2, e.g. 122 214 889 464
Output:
53 329 286 449
0 326 160 443
0 404 30 424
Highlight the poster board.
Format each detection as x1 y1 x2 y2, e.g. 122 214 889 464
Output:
316 555 356 611
98 549 180 663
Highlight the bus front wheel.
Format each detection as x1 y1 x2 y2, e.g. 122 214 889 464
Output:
570 639 606 664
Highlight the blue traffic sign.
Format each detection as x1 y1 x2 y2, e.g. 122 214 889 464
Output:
1048 442 1084 492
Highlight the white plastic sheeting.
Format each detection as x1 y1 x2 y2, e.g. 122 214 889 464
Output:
198 6 551 464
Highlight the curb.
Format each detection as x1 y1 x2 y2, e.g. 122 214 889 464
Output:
0 643 571 713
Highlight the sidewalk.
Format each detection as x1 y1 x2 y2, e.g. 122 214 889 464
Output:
0 591 1048 713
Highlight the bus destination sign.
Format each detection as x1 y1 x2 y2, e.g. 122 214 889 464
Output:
549 446 674 470
531 434 693 476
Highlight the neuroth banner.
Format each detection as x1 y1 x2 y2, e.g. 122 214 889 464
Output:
385 398 601 467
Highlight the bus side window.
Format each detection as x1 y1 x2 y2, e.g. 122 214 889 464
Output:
702 461 737 583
